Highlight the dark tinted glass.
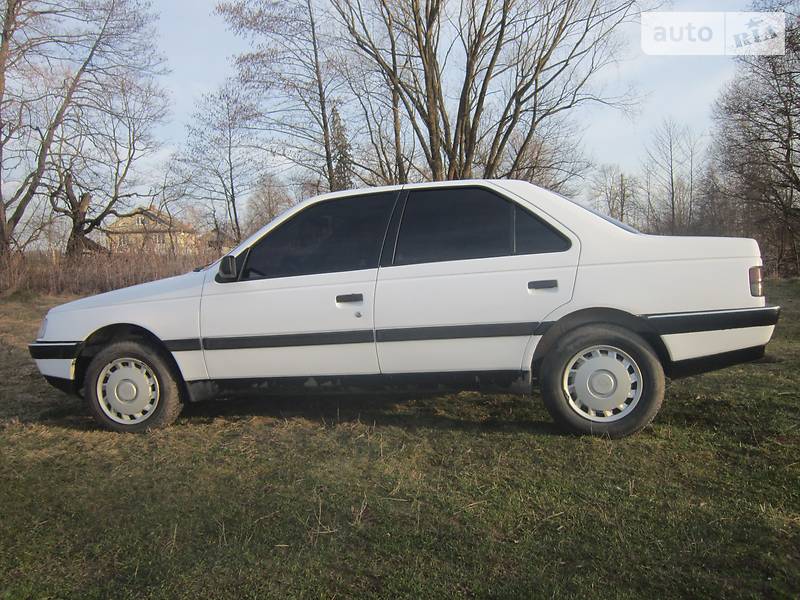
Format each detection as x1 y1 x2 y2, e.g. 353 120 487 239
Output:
394 188 512 265
241 192 396 279
514 205 571 254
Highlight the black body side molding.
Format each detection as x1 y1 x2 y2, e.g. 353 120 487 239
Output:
202 330 375 350
28 342 81 360
645 306 780 335
164 338 203 352
375 322 539 343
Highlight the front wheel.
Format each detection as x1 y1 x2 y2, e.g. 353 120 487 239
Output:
84 340 184 432
539 324 665 438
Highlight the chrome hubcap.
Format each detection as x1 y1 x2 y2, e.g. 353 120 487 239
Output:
96 358 159 424
562 345 643 422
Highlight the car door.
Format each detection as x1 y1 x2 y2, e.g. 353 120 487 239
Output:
200 191 398 380
374 185 579 374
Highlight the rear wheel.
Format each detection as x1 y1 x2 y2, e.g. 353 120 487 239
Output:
539 324 665 438
84 340 183 432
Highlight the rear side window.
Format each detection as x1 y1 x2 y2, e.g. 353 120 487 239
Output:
393 187 569 266
394 188 511 265
241 192 396 280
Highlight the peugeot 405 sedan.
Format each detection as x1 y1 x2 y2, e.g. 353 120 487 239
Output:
29 180 780 437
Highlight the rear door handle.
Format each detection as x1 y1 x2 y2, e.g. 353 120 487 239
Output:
336 293 363 303
528 280 558 290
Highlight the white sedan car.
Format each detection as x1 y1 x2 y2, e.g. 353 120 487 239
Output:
29 180 780 437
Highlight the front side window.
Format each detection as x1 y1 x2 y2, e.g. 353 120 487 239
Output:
393 187 570 266
241 192 396 280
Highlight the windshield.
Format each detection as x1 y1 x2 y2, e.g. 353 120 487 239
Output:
559 194 640 234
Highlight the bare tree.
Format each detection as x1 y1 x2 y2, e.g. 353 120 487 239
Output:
149 156 197 257
180 79 265 244
642 118 704 234
710 0 799 274
332 0 641 182
216 0 344 192
491 117 591 194
339 26 412 185
591 163 639 225
0 0 165 255
244 173 295 235
46 74 169 256
344 62 413 185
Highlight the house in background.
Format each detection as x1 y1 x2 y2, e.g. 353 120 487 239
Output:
105 206 200 254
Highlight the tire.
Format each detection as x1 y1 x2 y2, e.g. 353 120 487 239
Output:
539 324 665 438
83 339 184 432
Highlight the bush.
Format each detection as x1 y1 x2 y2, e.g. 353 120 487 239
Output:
0 249 220 297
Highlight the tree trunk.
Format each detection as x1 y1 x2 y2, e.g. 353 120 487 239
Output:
65 229 97 257
307 0 335 190
0 223 11 256
0 1 20 257
63 189 104 257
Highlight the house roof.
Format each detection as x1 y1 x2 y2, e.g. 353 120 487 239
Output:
105 205 196 235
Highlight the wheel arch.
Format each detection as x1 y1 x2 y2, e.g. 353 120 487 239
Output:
531 307 670 378
75 323 186 394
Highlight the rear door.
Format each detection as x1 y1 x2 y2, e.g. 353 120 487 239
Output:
200 191 397 380
374 185 579 374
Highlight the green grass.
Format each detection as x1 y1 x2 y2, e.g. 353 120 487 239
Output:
1 282 798 599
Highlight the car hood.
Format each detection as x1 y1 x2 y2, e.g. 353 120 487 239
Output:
50 269 207 314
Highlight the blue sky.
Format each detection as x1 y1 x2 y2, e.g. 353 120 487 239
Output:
155 0 753 176
577 0 752 172
154 0 248 148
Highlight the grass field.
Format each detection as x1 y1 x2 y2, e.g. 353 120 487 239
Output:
1 282 798 599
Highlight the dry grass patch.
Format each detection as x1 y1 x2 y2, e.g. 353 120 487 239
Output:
0 281 798 599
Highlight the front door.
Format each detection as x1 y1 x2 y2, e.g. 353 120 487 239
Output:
374 185 579 374
201 191 398 380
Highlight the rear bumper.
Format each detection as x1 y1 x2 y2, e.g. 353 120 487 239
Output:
645 305 780 335
666 345 767 378
645 305 779 375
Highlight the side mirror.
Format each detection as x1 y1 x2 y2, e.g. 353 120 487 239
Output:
217 255 238 282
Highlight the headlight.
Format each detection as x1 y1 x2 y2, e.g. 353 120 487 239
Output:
37 316 48 339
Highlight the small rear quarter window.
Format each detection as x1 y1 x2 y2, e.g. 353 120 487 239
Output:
514 205 571 254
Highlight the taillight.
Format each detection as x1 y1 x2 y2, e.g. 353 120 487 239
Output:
749 266 764 297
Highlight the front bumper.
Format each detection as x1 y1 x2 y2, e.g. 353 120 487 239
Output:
28 341 81 360
43 375 77 395
29 341 80 395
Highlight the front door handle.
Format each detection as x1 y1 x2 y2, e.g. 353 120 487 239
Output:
336 293 363 303
528 280 558 290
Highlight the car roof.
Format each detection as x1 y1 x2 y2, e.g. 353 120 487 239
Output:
307 179 516 203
